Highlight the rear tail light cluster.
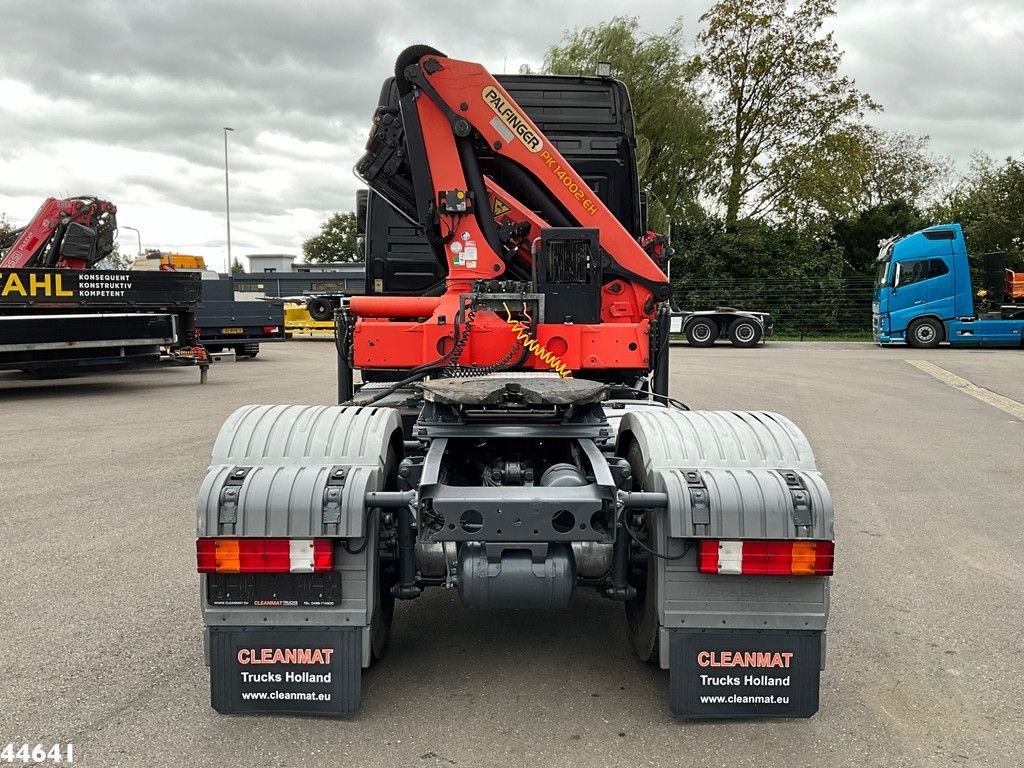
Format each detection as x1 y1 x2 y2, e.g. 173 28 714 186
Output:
263 325 280 334
196 538 333 574
697 539 834 576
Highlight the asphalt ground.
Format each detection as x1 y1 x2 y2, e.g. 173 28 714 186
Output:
1 340 1021 768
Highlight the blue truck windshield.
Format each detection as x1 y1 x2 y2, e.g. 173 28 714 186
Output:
874 242 894 288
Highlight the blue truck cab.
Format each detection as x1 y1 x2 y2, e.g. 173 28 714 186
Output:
873 223 1024 348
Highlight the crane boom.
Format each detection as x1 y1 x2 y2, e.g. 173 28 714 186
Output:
0 196 117 270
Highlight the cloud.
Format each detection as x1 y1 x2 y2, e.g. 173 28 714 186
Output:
1 0 1020 267
832 0 1024 158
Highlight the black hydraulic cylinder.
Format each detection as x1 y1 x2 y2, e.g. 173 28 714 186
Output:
653 303 670 397
455 136 503 258
495 156 573 227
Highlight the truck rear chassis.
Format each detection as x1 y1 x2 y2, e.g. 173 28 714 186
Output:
198 376 833 718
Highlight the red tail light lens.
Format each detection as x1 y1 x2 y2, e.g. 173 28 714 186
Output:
312 538 332 571
239 538 290 572
196 538 334 574
196 537 217 572
262 326 280 334
697 540 833 576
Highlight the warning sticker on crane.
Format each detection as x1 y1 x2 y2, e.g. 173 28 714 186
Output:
452 239 477 269
492 198 512 217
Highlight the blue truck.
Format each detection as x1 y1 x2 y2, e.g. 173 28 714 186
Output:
872 223 1024 348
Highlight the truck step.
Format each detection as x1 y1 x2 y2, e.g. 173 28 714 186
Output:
209 349 236 364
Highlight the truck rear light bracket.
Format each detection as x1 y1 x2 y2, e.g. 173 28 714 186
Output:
322 466 349 526
683 470 711 527
780 470 814 530
218 466 251 530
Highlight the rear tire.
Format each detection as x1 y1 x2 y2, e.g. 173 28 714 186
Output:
307 297 334 322
907 317 943 349
685 318 718 348
369 445 399 664
727 318 763 348
624 442 660 665
370 566 395 662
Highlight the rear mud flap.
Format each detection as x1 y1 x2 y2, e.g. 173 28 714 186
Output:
669 629 821 718
209 626 361 717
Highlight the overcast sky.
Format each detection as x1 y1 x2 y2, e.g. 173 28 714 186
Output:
2 0 1022 270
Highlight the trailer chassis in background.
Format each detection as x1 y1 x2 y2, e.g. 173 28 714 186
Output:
0 267 208 379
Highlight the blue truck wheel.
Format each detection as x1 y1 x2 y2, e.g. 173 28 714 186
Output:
907 318 943 348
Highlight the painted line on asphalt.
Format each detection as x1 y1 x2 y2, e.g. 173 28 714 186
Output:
906 359 1024 422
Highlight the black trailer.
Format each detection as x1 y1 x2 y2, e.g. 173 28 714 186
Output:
194 276 286 358
670 309 775 348
0 267 205 376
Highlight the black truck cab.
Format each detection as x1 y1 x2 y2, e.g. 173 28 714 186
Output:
361 74 644 296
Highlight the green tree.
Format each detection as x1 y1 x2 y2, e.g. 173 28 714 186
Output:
302 211 360 263
777 127 946 226
934 154 1024 261
832 199 925 275
105 243 133 270
538 16 718 229
670 216 852 333
696 0 879 228
672 217 843 285
231 257 245 274
0 213 16 258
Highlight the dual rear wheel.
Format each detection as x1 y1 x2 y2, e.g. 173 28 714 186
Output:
685 317 763 348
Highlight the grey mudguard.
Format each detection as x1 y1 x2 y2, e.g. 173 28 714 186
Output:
617 410 834 669
197 404 401 538
197 404 401 663
618 410 832 540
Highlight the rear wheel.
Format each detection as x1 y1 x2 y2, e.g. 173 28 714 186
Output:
369 558 396 662
728 318 762 348
369 445 399 663
624 442 660 664
907 317 943 348
685 318 718 347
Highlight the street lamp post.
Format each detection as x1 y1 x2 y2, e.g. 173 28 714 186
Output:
120 226 142 257
223 126 235 273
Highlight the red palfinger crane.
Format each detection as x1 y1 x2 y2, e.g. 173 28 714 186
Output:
345 46 673 385
0 196 118 269
1 196 209 378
